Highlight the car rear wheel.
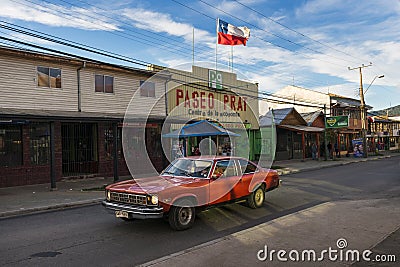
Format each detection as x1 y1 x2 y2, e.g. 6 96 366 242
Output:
168 199 195 231
247 185 265 209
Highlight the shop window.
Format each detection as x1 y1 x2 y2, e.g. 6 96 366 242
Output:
0 125 22 167
30 123 50 165
140 81 155 97
95 74 114 93
37 66 62 88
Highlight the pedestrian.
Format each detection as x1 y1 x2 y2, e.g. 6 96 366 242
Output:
194 146 200 156
334 143 339 157
311 142 317 160
327 142 332 159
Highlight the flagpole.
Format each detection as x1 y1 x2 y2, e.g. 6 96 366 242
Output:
231 45 233 72
216 18 218 72
192 27 194 66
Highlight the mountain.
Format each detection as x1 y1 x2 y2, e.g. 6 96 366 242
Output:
372 105 400 117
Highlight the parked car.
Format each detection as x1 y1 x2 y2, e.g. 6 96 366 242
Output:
102 156 281 230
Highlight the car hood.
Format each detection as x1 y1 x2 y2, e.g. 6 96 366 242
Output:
106 175 207 194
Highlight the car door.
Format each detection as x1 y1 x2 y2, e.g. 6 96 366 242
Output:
238 159 262 193
209 159 242 205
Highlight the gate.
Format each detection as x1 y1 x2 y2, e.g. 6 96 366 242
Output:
61 123 98 176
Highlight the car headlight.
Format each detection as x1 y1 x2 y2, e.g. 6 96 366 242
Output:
147 195 158 205
106 190 111 201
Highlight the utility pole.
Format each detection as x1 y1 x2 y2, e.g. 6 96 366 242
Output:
348 63 372 158
323 104 328 161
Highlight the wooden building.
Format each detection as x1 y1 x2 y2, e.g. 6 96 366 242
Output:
0 46 168 187
260 108 324 160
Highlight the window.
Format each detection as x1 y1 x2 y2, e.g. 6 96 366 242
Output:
95 74 114 93
30 123 50 165
37 67 62 88
213 160 237 178
238 159 257 174
140 80 155 97
0 125 22 167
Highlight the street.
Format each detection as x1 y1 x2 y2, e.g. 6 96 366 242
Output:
1 157 399 266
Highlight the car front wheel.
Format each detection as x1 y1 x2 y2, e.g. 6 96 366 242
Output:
247 185 265 209
168 199 195 231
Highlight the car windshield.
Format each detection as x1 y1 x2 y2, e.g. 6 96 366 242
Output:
162 158 213 178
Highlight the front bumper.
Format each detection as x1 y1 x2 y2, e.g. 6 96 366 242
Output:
102 200 164 219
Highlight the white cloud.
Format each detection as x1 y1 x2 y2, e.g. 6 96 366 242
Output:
0 0 119 31
122 8 214 44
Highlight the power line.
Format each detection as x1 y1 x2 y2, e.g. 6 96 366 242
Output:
232 0 368 65
9 0 345 89
0 32 325 110
10 0 214 60
197 0 358 66
171 0 355 87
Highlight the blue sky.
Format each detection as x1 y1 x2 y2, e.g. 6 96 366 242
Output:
0 0 399 110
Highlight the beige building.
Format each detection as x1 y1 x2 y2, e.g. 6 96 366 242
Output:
260 85 329 115
0 46 168 187
163 65 260 159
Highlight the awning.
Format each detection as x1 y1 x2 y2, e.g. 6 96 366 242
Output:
278 124 325 133
0 107 166 122
163 120 240 138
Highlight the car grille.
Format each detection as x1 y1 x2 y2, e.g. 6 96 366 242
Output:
110 192 147 205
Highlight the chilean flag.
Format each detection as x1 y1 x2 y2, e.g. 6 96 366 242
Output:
217 18 250 46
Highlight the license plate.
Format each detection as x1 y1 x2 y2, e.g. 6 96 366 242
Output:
115 210 129 218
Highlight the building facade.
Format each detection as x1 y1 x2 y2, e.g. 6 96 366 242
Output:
0 48 262 187
329 94 370 155
165 65 260 160
0 46 168 187
368 116 400 151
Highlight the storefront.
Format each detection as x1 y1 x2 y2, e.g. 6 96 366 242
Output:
165 66 259 160
260 108 325 161
0 109 165 188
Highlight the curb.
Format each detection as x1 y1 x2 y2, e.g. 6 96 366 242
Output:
0 198 103 219
276 154 397 176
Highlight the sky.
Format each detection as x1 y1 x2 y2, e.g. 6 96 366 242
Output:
0 0 399 111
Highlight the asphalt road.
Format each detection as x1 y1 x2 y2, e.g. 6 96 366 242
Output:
1 157 399 266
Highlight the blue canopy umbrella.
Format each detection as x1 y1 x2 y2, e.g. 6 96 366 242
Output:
163 120 240 157
162 120 240 138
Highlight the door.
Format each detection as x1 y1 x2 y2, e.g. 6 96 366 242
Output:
209 159 242 205
61 123 98 176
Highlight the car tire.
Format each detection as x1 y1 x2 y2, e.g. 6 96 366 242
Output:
247 185 265 209
168 199 195 231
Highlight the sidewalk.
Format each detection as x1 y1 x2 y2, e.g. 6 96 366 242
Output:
0 176 130 218
270 150 400 176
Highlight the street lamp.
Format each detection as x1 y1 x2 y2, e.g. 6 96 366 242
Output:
348 63 377 158
364 75 384 94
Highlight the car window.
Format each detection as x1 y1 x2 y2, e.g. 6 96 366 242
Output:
162 158 212 178
238 159 257 174
212 160 237 178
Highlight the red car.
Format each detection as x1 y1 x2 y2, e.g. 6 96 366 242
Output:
103 156 281 230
